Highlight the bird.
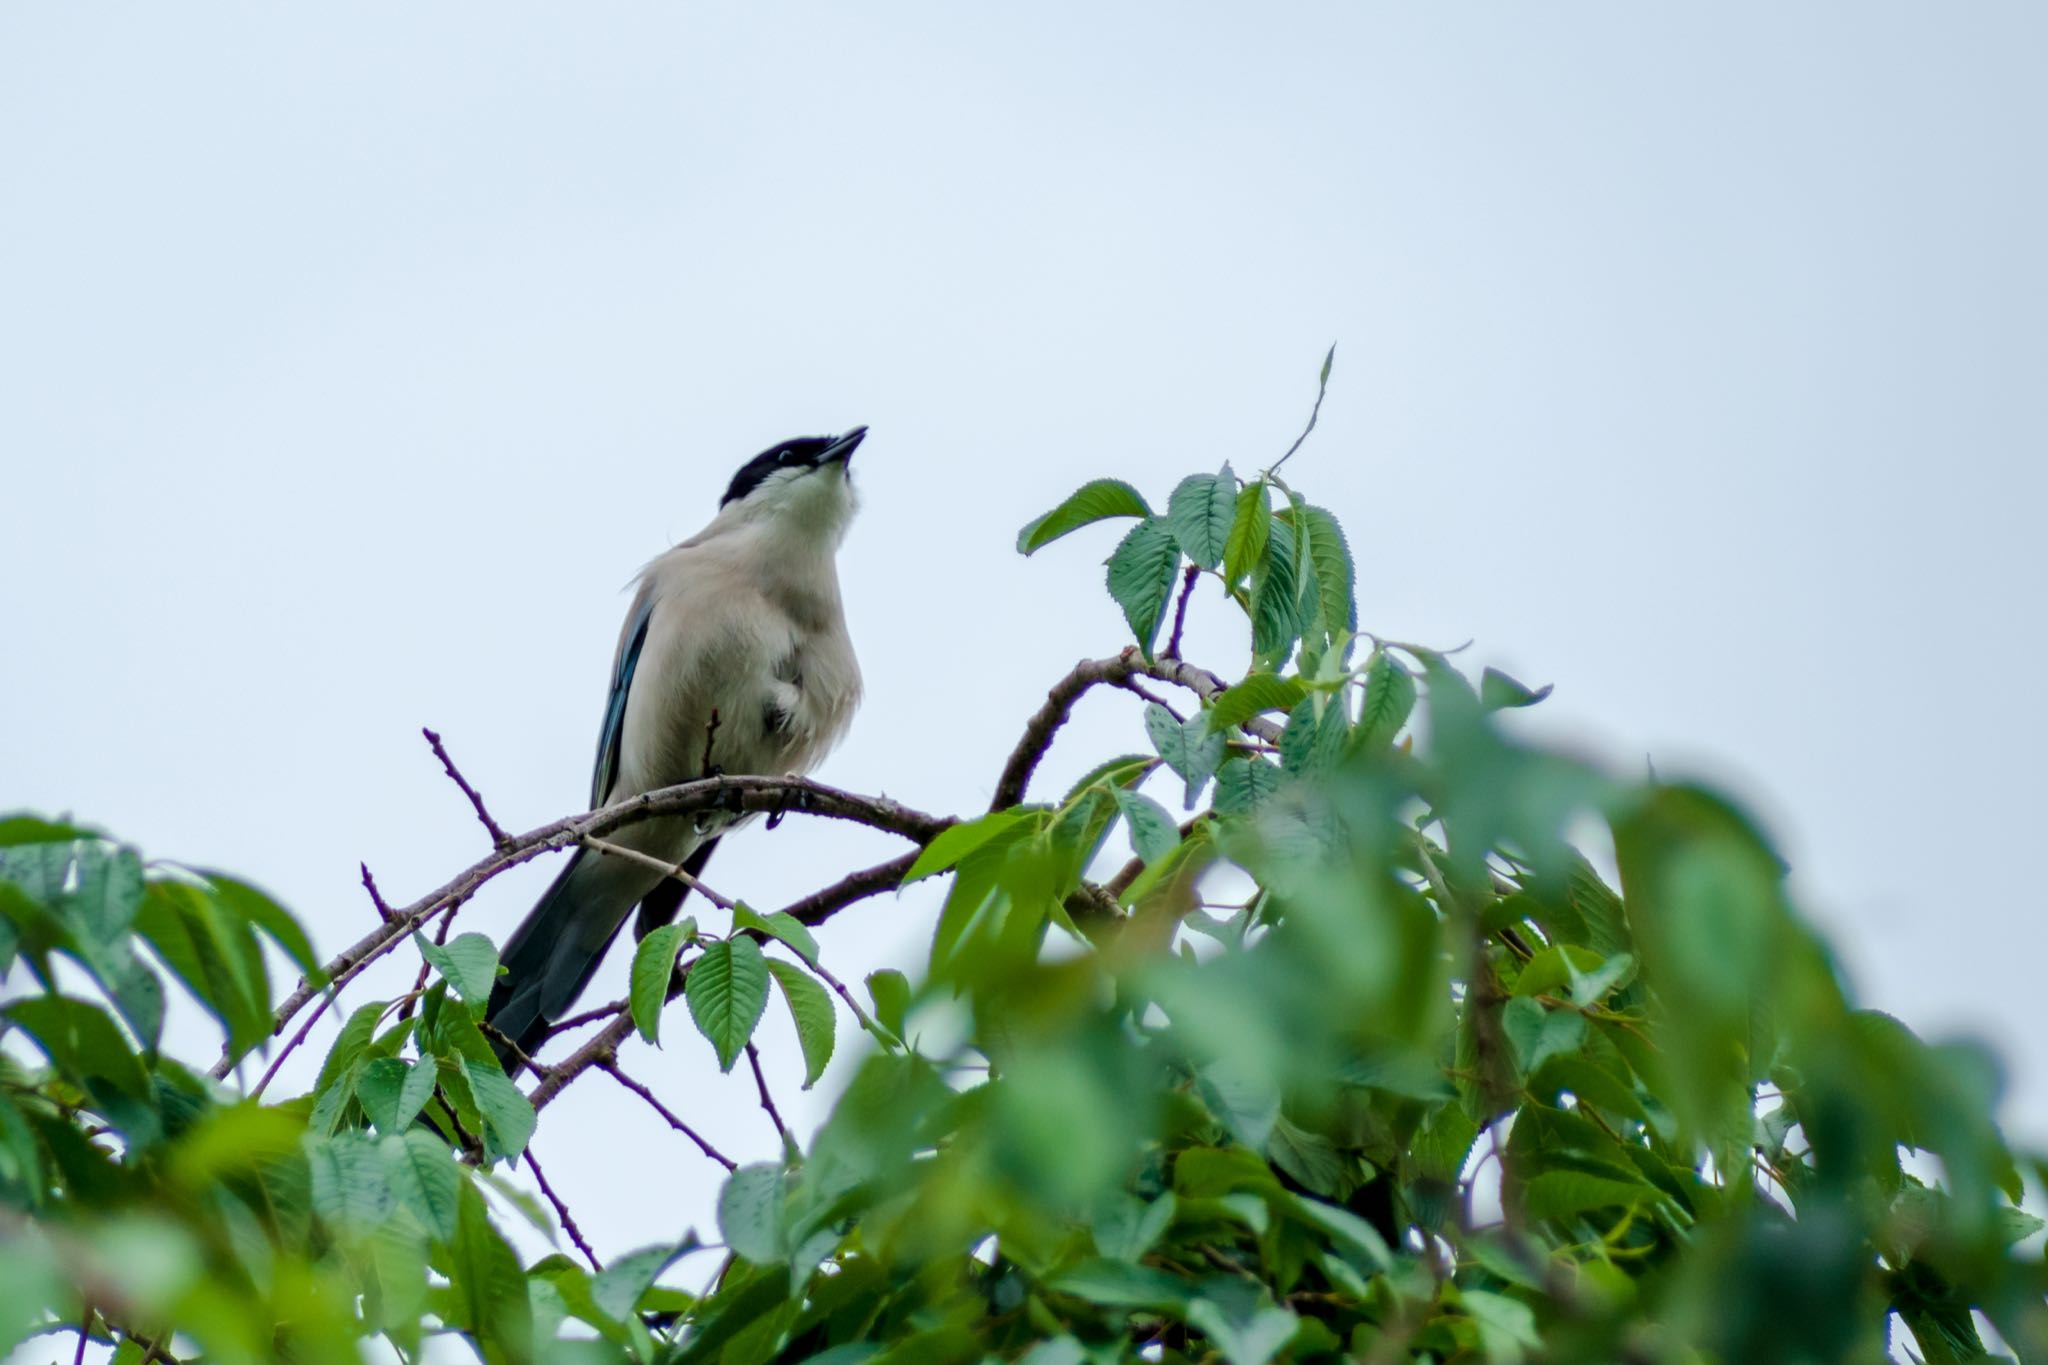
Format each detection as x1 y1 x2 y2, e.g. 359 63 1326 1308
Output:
483 427 867 1071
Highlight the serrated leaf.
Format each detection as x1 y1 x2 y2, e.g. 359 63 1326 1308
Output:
1017 479 1152 555
1106 516 1182 659
1279 696 1349 777
1204 673 1307 734
1250 516 1305 666
764 959 836 1088
1295 503 1356 656
1481 666 1553 710
1144 703 1227 808
358 1057 437 1133
416 932 499 1013
1353 651 1416 754
1222 481 1272 588
305 1131 396 1227
733 904 820 965
1186 1299 1299 1365
631 922 692 1044
685 937 770 1072
1112 788 1181 864
4 994 153 1104
380 1129 462 1241
717 1163 789 1264
1165 466 1237 569
458 1056 535 1164
1213 757 1285 816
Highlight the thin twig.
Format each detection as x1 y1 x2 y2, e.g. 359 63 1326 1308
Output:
582 835 736 910
1268 342 1335 476
423 726 513 849
1164 564 1201 659
526 1147 602 1271
73 1302 90 1365
542 1000 628 1038
360 862 397 922
1118 677 1183 719
597 1060 735 1170
745 1043 794 1152
248 986 340 1100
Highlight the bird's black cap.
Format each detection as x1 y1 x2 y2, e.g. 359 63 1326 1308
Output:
720 427 867 507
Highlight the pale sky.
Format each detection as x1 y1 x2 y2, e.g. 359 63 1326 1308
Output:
4 3 2044 1271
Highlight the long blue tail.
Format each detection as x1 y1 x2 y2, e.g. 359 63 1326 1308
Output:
484 839 718 1073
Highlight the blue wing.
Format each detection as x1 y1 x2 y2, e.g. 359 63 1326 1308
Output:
589 591 655 809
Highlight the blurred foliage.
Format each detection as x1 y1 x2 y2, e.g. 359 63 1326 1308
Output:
4 373 2045 1362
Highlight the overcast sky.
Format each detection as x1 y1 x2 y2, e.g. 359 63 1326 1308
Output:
4 3 2044 1271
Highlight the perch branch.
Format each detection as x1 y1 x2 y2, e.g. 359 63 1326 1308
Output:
596 1060 734 1170
526 1147 602 1271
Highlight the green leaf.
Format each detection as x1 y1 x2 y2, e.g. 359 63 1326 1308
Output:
132 882 270 1062
1481 666 1553 711
1091 1191 1177 1263
1213 756 1285 816
1017 479 1152 555
717 1163 789 1264
1113 788 1181 865
631 922 692 1044
1279 695 1349 777
416 932 499 1011
1186 1299 1300 1365
1105 516 1182 659
1165 466 1238 569
315 1001 389 1098
764 959 836 1089
733 904 820 965
1294 503 1356 654
902 810 1033 883
1462 1289 1541 1363
1059 753 1158 804
380 1129 462 1241
686 937 771 1072
1221 480 1272 588
1144 703 1227 808
0 815 94 847
865 970 910 1042
447 1179 532 1362
202 872 325 985
1250 515 1305 666
357 1058 437 1133
4 994 154 1107
1203 672 1307 734
1353 651 1416 753
304 1131 397 1227
1047 1259 1191 1312
1517 1170 1650 1221
592 1241 693 1323
458 1056 536 1164
1501 997 1587 1076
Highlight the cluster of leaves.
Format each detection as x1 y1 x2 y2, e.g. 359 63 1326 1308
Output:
5 392 2046 1362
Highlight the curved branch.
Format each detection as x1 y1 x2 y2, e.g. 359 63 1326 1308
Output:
219 775 949 1080
990 652 1285 809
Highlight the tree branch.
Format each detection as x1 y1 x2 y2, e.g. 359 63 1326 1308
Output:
525 1147 602 1271
221 774 949 1080
1164 564 1201 660
991 653 1284 810
424 726 512 850
746 1042 794 1153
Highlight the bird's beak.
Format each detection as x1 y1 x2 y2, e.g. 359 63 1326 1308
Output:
818 426 868 466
